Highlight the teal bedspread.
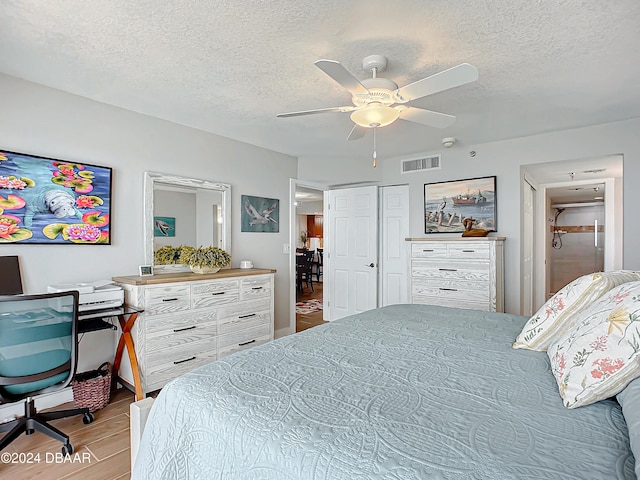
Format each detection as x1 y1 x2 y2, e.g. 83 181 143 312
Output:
132 304 636 479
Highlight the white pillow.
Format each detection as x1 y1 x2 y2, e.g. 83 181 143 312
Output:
513 270 640 351
547 281 640 408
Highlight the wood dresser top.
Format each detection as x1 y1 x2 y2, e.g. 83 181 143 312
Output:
113 268 276 286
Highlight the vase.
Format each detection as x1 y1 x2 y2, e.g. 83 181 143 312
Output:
189 265 221 274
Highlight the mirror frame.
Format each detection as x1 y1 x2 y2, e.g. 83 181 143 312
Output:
143 171 231 266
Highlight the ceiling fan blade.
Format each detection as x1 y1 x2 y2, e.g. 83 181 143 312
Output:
315 60 370 96
277 105 356 118
397 106 456 128
347 124 366 141
394 63 478 102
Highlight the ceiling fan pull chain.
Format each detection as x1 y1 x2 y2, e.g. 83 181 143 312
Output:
372 126 377 168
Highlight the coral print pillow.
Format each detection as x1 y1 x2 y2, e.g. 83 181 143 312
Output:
513 270 640 351
547 281 640 408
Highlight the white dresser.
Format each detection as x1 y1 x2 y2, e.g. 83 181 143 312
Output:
113 268 275 396
407 238 505 312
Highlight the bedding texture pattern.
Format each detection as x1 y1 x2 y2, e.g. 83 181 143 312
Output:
513 270 640 351
548 281 640 408
618 377 640 477
132 304 636 480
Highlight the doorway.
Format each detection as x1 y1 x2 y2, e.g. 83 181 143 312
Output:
547 187 605 296
288 179 329 336
521 155 623 312
295 185 326 332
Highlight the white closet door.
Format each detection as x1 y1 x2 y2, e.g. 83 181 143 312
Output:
326 186 378 320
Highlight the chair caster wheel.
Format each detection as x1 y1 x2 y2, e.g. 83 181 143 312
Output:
62 443 74 455
82 412 94 424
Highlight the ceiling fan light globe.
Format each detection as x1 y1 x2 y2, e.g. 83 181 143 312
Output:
350 104 400 128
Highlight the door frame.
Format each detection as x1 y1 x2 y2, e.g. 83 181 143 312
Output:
287 178 329 337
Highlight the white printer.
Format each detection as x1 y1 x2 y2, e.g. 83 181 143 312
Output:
47 280 124 320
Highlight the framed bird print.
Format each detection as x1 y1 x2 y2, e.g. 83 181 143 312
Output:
154 216 176 237
0 149 112 244
424 176 496 234
241 195 279 232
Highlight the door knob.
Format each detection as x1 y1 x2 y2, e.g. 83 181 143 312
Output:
366 263 376 268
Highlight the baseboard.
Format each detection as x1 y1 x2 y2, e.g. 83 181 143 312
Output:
275 327 294 339
0 388 74 422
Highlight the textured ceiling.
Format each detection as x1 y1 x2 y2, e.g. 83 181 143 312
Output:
1 1 640 161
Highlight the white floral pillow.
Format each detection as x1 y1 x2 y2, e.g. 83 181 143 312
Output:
513 270 640 351
547 281 640 408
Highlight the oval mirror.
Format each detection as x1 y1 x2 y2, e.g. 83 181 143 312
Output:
143 172 231 268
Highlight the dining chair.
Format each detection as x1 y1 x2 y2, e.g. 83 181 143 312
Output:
314 248 323 282
296 250 315 293
0 291 94 454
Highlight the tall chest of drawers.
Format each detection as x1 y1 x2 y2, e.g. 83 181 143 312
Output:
113 268 275 396
407 238 505 312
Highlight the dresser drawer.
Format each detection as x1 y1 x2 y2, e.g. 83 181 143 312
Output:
411 243 448 258
147 335 217 371
192 279 240 309
411 260 490 282
412 278 489 297
218 297 271 321
144 285 191 315
217 324 271 359
411 294 489 311
147 321 217 353
447 242 490 259
145 309 217 336
218 311 271 335
192 279 239 296
240 275 272 299
145 349 218 392
192 291 239 309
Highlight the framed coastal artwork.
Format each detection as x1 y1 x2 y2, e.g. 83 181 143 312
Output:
0 149 112 244
241 195 279 233
154 216 176 237
424 175 496 234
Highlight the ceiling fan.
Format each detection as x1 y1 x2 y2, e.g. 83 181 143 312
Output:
277 55 478 165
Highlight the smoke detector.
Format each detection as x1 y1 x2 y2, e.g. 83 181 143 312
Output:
442 137 455 148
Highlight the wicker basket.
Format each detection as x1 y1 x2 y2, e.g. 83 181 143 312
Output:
72 362 112 412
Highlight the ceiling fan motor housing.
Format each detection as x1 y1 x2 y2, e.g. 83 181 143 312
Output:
362 54 388 73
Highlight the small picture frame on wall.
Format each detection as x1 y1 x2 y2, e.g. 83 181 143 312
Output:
424 175 497 234
139 265 153 276
241 195 279 233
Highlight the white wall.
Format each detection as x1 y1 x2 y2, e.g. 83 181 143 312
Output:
0 74 297 365
298 118 640 314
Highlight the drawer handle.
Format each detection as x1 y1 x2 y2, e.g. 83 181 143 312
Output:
439 268 458 272
462 249 475 253
173 325 196 333
439 287 458 291
239 313 256 319
211 292 226 296
162 298 179 302
174 356 196 365
251 286 263 290
422 249 434 252
238 339 256 347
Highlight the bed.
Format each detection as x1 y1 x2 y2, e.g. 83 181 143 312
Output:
130 303 638 479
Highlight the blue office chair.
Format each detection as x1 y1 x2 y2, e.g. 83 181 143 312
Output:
0 291 94 454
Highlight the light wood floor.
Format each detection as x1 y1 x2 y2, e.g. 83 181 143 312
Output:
0 388 134 480
296 279 328 332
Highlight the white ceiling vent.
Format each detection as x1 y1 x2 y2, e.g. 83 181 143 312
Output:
401 155 441 174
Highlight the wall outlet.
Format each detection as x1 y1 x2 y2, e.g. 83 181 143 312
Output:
283 244 290 254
